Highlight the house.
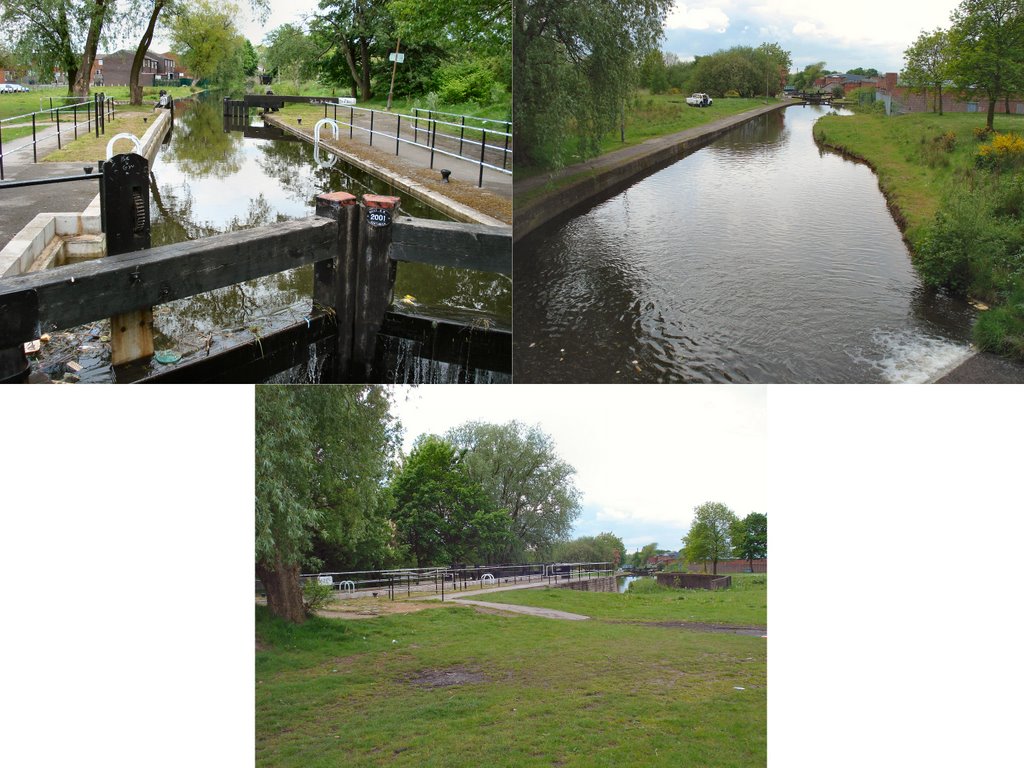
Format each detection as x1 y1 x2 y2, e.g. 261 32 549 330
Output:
646 552 679 567
90 50 189 87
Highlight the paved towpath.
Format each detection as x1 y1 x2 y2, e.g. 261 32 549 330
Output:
448 598 590 621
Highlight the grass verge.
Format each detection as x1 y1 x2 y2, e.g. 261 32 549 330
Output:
0 85 195 122
43 112 155 163
256 602 766 768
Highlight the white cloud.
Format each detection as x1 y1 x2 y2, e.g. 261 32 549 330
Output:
666 4 731 33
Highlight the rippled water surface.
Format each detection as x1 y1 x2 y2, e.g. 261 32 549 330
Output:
514 106 975 383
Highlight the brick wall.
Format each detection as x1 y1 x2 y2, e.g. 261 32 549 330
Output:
553 576 617 593
681 558 766 574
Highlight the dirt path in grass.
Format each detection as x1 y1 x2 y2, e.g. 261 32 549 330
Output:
448 598 590 621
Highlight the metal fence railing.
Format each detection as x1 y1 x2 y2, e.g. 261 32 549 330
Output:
313 102 512 187
0 93 117 180
256 562 615 602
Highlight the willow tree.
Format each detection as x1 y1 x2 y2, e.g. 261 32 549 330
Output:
445 420 581 561
515 0 674 168
255 386 398 623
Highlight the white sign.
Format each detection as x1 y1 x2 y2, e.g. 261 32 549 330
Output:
388 53 406 63
317 575 333 586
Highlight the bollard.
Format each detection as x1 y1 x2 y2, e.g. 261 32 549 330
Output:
102 153 154 366
313 192 360 381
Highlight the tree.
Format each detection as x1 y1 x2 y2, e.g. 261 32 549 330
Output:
730 513 767 571
903 28 953 115
515 0 675 168
1 1 103 95
167 0 247 87
242 38 258 76
127 0 168 104
948 0 1024 129
255 385 398 623
681 501 738 575
72 0 110 96
445 420 582 561
390 436 511 566
263 23 318 86
552 532 625 565
630 542 659 569
847 67 880 77
790 61 827 92
311 0 393 100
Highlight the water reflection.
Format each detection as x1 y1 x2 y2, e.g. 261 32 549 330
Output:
515 106 975 383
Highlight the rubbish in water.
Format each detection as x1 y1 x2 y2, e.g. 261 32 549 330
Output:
155 350 182 364
24 340 41 355
66 361 83 373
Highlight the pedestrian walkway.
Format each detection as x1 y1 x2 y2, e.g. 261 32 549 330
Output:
449 598 590 621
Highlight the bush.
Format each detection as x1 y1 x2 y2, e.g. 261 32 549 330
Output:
302 579 334 616
436 59 500 105
724 89 740 98
975 132 1024 170
974 125 994 142
974 288 1024 359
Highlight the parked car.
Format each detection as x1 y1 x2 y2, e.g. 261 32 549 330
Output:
0 83 29 93
686 92 713 107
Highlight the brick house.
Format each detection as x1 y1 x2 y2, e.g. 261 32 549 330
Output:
90 50 189 87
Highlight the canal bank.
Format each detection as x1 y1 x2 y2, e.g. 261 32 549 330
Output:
263 114 509 227
514 100 793 242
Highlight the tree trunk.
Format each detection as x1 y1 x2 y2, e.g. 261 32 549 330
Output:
130 0 166 105
358 38 372 101
74 0 110 97
937 84 943 116
257 558 306 624
712 557 718 575
987 98 996 131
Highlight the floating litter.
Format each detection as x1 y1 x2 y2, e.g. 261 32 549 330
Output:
154 350 182 364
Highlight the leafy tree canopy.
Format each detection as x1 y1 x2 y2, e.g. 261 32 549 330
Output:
681 501 738 575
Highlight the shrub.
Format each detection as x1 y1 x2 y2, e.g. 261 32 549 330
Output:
302 579 334 616
973 125 994 142
974 288 1024 359
436 59 499 105
975 132 1024 170
724 89 740 98
938 130 957 153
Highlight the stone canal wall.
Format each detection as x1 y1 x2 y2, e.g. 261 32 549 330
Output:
515 101 795 242
553 576 617 593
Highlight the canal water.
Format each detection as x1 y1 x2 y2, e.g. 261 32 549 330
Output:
51 96 510 382
514 105 976 383
617 575 642 593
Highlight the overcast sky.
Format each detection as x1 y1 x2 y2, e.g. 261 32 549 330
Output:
161 1 960 79
389 385 767 555
662 0 961 73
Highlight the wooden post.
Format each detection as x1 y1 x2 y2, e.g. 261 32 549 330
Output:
313 191 359 381
352 194 400 382
102 153 154 367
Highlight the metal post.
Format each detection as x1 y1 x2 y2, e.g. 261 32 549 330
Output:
459 116 465 155
414 109 419 143
56 108 61 150
73 105 78 140
0 121 4 180
349 107 354 139
503 122 510 169
369 110 374 147
32 115 37 163
93 95 98 138
324 103 328 119
430 120 437 169
479 129 486 187
441 572 444 602
395 114 400 155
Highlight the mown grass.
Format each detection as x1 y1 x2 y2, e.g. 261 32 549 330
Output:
256 591 766 768
481 575 767 626
815 109 1024 358
0 85 195 122
43 112 154 163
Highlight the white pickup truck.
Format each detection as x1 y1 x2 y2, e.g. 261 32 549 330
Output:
686 93 713 107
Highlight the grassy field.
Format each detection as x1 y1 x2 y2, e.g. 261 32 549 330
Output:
0 85 195 122
43 112 154 163
481 575 767 626
256 578 767 768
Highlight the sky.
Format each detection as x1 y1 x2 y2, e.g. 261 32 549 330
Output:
661 0 961 74
389 385 768 555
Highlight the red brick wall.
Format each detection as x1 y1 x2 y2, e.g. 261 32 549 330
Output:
682 558 766 574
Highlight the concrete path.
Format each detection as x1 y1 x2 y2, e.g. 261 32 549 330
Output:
0 161 101 252
448 598 590 621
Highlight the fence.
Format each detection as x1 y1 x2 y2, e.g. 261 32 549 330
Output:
231 96 512 188
280 562 615 602
0 155 511 383
0 93 117 180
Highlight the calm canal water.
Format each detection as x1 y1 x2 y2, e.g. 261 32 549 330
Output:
514 105 976 383
61 96 510 382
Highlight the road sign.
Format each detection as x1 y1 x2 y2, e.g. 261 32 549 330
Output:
389 53 405 63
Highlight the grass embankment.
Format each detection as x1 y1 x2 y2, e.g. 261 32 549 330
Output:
482 574 767 626
0 85 195 121
517 93 774 184
815 110 1024 358
256 578 766 768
